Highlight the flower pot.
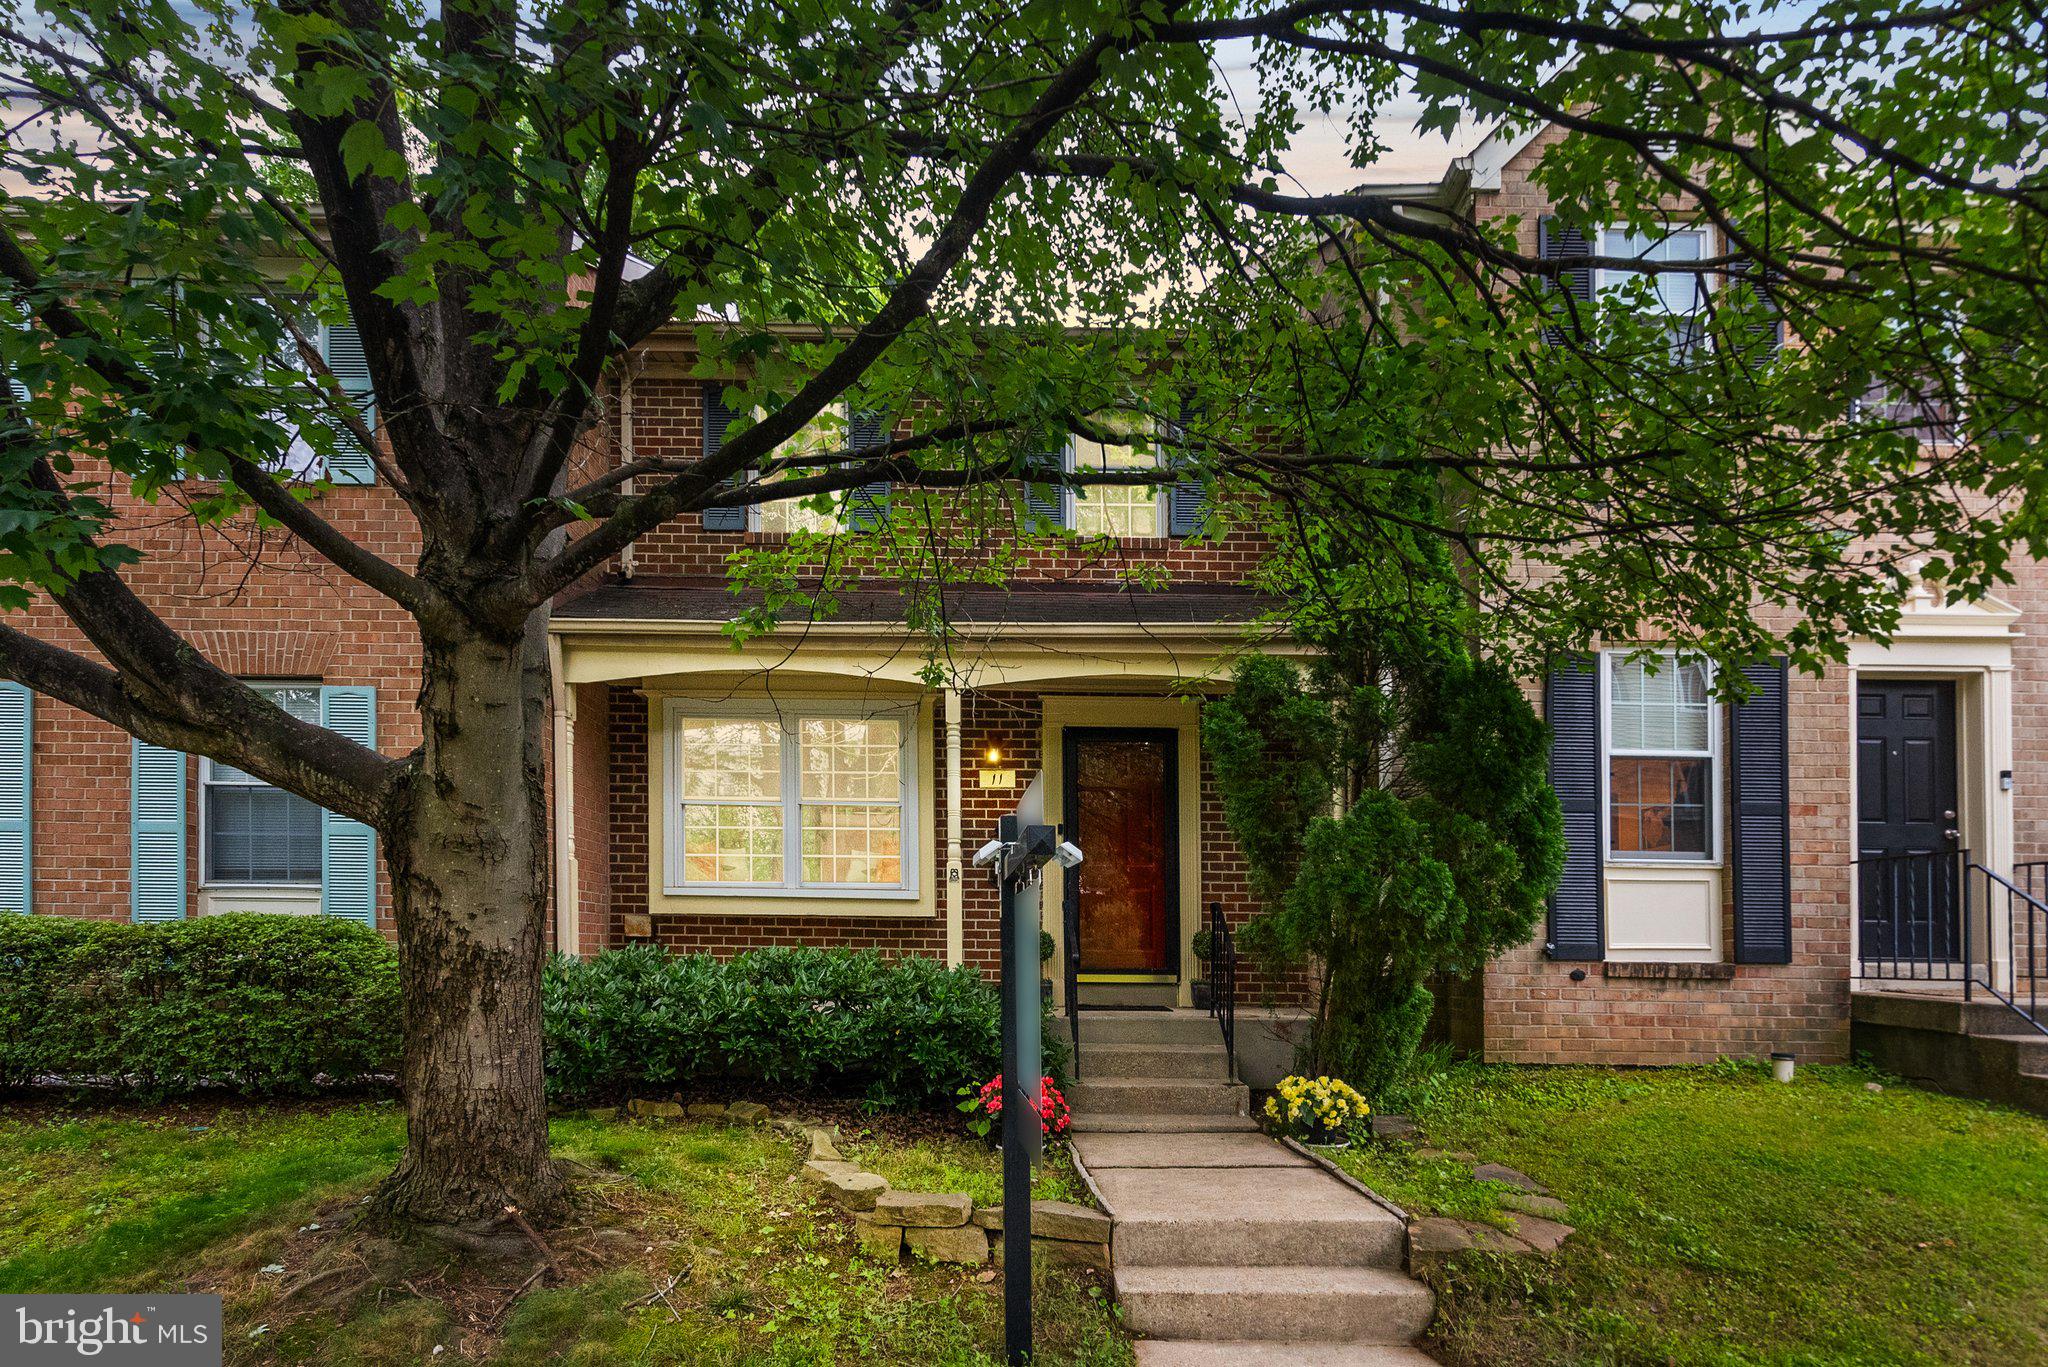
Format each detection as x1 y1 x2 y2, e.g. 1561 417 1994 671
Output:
1190 980 1212 1010
1041 978 1054 1006
1306 1137 1352 1151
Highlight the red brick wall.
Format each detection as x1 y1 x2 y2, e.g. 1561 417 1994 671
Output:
17 484 422 926
611 373 1274 589
590 683 1277 993
1482 667 1853 1065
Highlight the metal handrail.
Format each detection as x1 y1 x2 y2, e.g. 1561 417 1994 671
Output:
1207 901 1238 1082
1064 892 1082 1078
1962 861 2048 1037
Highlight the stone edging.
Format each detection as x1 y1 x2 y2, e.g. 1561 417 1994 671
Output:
606 1097 1113 1269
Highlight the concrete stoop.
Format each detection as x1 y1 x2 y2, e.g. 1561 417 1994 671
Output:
1851 987 2048 1116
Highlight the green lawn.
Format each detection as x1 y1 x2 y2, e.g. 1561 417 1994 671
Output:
0 1100 1129 1366
1337 1061 2048 1366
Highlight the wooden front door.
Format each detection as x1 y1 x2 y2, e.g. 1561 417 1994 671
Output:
1857 680 1961 962
1063 728 1179 977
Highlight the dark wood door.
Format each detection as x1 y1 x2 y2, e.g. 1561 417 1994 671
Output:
1063 729 1178 976
1857 680 1960 961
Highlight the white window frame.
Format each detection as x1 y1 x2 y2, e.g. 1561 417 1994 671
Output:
1600 651 1721 866
1594 224 1715 354
748 402 852 536
199 681 324 890
662 697 921 900
1065 420 1167 539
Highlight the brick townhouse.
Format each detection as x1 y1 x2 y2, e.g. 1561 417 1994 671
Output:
4 113 2041 1086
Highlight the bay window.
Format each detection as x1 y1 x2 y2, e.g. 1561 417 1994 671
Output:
1605 652 1717 861
666 701 917 896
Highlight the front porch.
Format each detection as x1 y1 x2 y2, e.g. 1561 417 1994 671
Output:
543 580 1298 1010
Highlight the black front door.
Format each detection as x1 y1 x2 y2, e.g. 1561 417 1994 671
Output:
1857 680 1961 962
1062 728 1179 977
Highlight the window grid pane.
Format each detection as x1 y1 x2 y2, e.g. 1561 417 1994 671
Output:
1609 757 1711 856
800 803 904 884
682 804 784 883
205 785 323 883
679 719 781 801
1609 658 1712 754
1071 425 1163 538
800 718 901 801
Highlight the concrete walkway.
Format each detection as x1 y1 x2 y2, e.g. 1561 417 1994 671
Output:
1073 1127 1438 1364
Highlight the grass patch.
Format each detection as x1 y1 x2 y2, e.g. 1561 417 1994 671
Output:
1355 1060 2048 1366
844 1133 1086 1207
0 1101 1129 1365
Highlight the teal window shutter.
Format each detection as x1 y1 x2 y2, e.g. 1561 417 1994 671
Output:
320 686 378 924
320 317 377 485
700 384 746 530
131 739 188 922
0 682 30 914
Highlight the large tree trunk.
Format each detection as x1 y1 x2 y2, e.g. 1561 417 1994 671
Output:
373 610 563 1228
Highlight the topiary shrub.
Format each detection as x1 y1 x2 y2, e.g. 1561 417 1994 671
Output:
541 945 1059 1107
0 913 401 1095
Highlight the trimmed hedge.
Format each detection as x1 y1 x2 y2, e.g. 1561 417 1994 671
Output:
0 913 401 1096
1 920 1056 1109
543 944 1058 1107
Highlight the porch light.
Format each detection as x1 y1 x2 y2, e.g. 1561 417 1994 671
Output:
985 746 1003 764
1771 1051 1796 1084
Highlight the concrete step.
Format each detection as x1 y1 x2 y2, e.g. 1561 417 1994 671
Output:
1096 1166 1406 1269
1136 1343 1439 1366
1083 1042 1232 1080
1078 982 1182 1009
1080 1009 1224 1047
1071 1113 1260 1134
1850 988 2020 1037
1115 1265 1435 1344
1072 1131 1312 1170
1069 1077 1249 1117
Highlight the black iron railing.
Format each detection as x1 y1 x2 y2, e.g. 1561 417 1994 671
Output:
1962 862 2048 1036
1855 848 1967 982
1064 882 1082 1078
1206 901 1238 1081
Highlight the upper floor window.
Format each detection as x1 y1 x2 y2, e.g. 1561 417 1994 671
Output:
1596 226 1712 358
752 405 847 536
1069 416 1164 538
1605 652 1717 861
664 700 918 897
202 683 324 885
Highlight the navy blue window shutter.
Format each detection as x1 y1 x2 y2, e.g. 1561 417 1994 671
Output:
131 739 188 922
700 384 746 531
1166 397 1208 537
320 317 378 485
1546 655 1603 960
1726 257 1785 356
1539 216 1594 346
1730 658 1792 964
0 681 29 914
844 408 893 531
1022 437 1067 529
320 686 379 925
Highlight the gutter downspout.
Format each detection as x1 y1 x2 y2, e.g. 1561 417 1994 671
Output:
548 633 580 955
617 360 639 580
945 686 964 966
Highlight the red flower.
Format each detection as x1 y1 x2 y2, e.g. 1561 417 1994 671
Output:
978 1074 1071 1137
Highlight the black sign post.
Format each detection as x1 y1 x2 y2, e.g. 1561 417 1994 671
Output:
985 777 1074 1367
